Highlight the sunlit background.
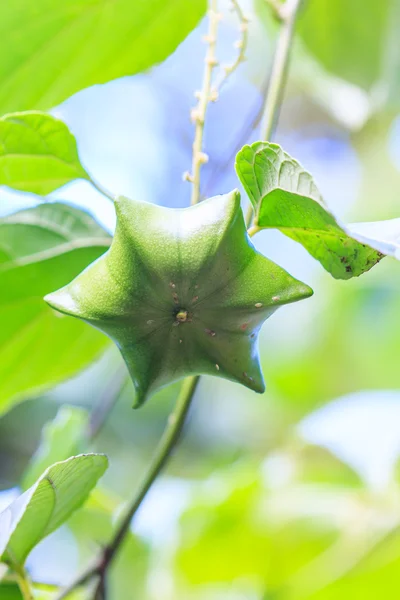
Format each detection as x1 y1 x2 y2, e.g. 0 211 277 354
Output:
1 0 400 598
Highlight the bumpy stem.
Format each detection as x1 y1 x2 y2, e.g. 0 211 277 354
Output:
246 0 303 228
55 376 199 600
212 0 249 94
189 1 220 205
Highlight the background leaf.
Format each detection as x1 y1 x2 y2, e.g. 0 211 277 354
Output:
298 0 390 90
235 142 385 279
0 454 108 567
0 583 22 600
175 467 341 591
0 582 84 599
0 203 111 414
0 112 89 195
0 0 207 113
22 406 89 490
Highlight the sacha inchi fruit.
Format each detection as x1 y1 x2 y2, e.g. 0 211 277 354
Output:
45 190 312 407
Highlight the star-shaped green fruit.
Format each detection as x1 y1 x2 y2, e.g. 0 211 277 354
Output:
45 190 312 407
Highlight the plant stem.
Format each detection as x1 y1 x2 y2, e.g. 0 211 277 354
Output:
245 0 303 228
89 177 115 203
212 0 249 94
260 0 302 141
55 376 199 600
101 375 199 564
54 561 97 600
190 1 220 205
15 567 34 600
247 224 260 238
87 365 127 440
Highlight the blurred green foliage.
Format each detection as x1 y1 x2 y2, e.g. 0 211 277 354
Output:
0 0 400 598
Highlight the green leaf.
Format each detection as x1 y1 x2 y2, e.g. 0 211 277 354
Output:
45 191 312 407
298 0 391 90
0 203 111 414
0 0 206 113
235 142 385 280
0 112 89 195
294 526 400 600
0 582 82 600
0 583 21 600
0 454 108 568
175 467 340 589
22 406 89 490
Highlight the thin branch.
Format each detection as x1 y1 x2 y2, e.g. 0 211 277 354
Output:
186 1 250 203
88 177 116 203
212 0 249 96
54 560 98 600
246 0 303 228
87 365 127 440
93 573 107 600
187 2 221 205
260 0 303 141
54 376 199 600
100 375 199 565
